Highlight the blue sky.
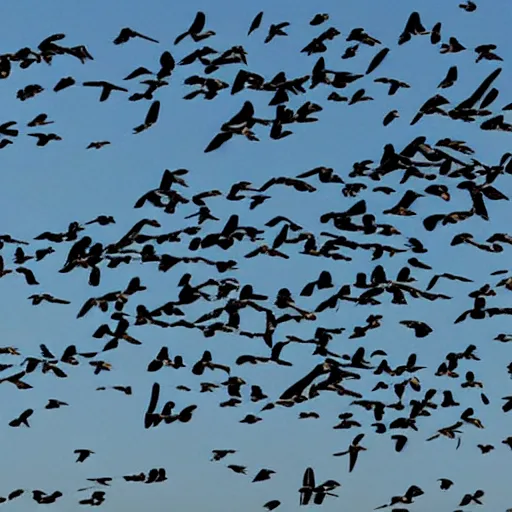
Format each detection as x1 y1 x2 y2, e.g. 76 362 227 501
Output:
0 0 511 510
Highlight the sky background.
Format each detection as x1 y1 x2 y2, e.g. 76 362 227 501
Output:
0 0 511 510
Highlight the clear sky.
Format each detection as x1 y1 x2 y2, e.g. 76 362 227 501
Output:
0 0 511 510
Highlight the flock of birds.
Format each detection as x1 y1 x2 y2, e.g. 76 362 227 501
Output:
1 1 512 510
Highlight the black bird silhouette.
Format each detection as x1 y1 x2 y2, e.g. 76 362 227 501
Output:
333 433 367 472
174 12 215 45
264 22 290 44
248 12 264 35
460 1 477 11
374 77 410 96
113 27 159 45
440 37 466 54
74 449 94 463
54 76 75 92
398 12 429 45
27 113 54 127
438 66 458 88
253 469 275 482
87 141 110 150
28 133 62 146
383 190 424 215
147 347 184 372
299 467 315 505
383 110 399 126
391 435 408 453
310 14 329 26
438 478 454 490
82 81 129 102
400 320 433 338
9 408 34 427
427 273 472 290
211 449 236 461
133 100 160 134
157 51 175 80
459 489 484 506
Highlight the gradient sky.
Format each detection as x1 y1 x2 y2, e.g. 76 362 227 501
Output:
0 0 511 510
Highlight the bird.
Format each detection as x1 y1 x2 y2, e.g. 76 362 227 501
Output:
299 467 316 505
9 408 34 427
74 449 94 463
366 48 390 74
28 294 70 305
438 478 454 490
477 444 494 454
333 433 367 472
264 23 290 44
391 435 408 452
87 141 110 150
383 110 399 126
248 12 264 35
28 133 62 146
310 14 329 26
133 100 160 134
459 1 477 12
440 37 466 54
383 190 424 215
27 113 54 127
438 66 458 88
398 12 429 45
174 12 215 45
113 27 159 45
82 81 129 102
253 469 275 482
227 464 247 475
211 449 236 462
54 76 75 92
374 77 410 96
399 320 433 338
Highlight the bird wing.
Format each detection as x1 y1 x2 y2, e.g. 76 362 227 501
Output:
204 131 233 153
190 11 206 33
134 31 159 43
145 100 161 125
248 12 263 35
366 47 389 75
348 448 358 472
